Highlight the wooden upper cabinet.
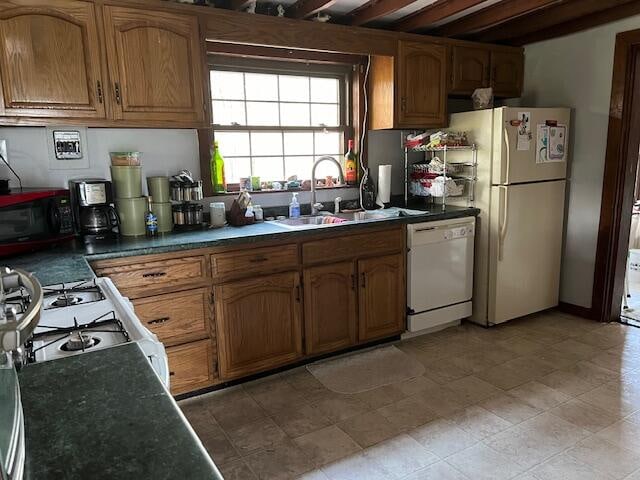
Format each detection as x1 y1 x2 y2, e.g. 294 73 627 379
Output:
0 0 106 119
102 6 205 124
214 271 303 380
491 50 523 98
303 262 358 356
397 41 447 128
450 45 490 95
358 253 405 342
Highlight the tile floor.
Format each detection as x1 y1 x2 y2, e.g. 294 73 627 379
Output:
179 310 640 480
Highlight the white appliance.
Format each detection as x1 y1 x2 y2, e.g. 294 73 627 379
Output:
18 278 169 386
407 217 475 333
448 107 570 326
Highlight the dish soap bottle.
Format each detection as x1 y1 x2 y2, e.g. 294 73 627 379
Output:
345 139 358 186
210 140 226 193
145 196 158 237
289 192 301 219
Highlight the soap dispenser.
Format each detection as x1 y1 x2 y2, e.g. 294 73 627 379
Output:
289 192 301 218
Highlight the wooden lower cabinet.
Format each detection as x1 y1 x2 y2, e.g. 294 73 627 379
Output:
358 253 405 341
303 262 358 355
166 339 215 395
215 271 303 380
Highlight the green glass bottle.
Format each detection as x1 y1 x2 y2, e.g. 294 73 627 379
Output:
210 140 226 193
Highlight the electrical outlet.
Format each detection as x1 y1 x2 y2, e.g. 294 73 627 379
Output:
0 139 7 163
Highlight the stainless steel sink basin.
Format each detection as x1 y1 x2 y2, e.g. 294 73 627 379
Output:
273 210 396 229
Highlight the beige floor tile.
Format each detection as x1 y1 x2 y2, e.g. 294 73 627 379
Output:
409 418 479 458
391 375 439 397
446 443 527 480
422 360 470 385
283 369 330 398
403 461 470 480
539 369 598 397
247 380 311 415
377 394 439 431
295 469 330 480
565 361 621 387
218 459 258 480
271 404 332 438
446 405 513 439
364 433 438 478
508 381 571 410
475 363 535 390
415 383 468 416
189 421 240 465
484 412 590 469
596 420 640 452
567 435 640 479
207 390 267 430
577 325 631 350
226 417 289 455
351 384 407 410
550 339 602 360
579 383 640 417
244 439 316 480
311 394 369 423
535 349 583 370
320 452 392 480
590 350 640 374
445 375 503 404
550 398 620 433
449 346 517 375
497 337 547 356
479 393 542 424
529 453 614 480
337 410 401 448
293 425 361 466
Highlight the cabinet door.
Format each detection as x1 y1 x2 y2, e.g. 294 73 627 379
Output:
358 254 405 341
0 0 106 118
304 262 357 355
102 6 205 124
450 45 490 95
215 271 303 380
166 339 214 395
491 51 523 98
397 41 447 128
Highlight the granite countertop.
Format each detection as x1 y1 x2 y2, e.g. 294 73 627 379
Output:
19 342 223 480
6 204 479 286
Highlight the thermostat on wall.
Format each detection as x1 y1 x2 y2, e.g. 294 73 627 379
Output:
47 126 90 169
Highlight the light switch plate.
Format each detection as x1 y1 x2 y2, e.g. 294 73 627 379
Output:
46 126 90 170
0 139 8 180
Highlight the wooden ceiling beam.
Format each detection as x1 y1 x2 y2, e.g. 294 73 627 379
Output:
288 0 338 19
474 0 639 43
348 0 417 26
429 0 563 37
392 0 486 32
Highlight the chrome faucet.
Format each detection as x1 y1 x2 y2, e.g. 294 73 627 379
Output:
311 156 345 215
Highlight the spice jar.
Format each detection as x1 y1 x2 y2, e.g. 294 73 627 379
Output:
172 204 185 225
170 181 184 202
191 180 203 201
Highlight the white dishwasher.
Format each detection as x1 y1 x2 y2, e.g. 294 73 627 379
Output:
407 216 475 333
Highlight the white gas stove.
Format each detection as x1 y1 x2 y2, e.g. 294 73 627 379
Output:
13 277 169 386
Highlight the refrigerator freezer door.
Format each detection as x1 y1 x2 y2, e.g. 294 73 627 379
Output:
492 107 570 185
488 180 565 324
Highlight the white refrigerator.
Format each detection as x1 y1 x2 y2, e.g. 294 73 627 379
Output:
448 107 570 326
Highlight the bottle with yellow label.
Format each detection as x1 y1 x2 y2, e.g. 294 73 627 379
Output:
345 139 357 186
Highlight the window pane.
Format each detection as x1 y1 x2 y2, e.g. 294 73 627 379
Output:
210 71 244 100
212 100 245 125
314 131 341 156
246 102 279 126
314 155 344 180
280 103 310 127
311 104 339 127
285 156 313 181
252 156 283 181
279 75 309 102
283 132 313 156
311 77 339 103
213 131 250 157
225 157 251 183
251 132 283 156
245 73 278 101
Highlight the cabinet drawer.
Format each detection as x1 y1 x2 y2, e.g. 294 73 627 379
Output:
166 340 214 395
98 256 206 291
303 228 403 265
132 288 210 346
211 244 298 280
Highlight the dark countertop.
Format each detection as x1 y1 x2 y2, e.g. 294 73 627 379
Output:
19 342 223 480
6 204 479 286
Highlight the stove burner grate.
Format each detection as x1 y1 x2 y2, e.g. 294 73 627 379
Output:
51 294 83 308
60 332 101 352
43 279 105 310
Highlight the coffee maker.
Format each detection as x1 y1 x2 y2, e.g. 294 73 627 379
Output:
69 179 119 239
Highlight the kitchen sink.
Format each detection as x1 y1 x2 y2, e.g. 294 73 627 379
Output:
273 210 398 229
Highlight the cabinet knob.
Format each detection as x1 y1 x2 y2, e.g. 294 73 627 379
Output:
96 81 103 104
147 317 170 325
114 82 122 105
401 97 407 112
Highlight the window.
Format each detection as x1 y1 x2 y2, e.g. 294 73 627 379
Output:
209 60 352 187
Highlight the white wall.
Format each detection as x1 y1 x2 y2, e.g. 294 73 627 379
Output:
520 14 640 308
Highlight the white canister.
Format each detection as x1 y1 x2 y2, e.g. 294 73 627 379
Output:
209 202 226 228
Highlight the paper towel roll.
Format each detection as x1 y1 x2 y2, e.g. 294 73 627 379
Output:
376 164 392 208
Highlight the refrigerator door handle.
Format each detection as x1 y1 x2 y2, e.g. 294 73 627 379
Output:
503 127 510 185
498 186 509 261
